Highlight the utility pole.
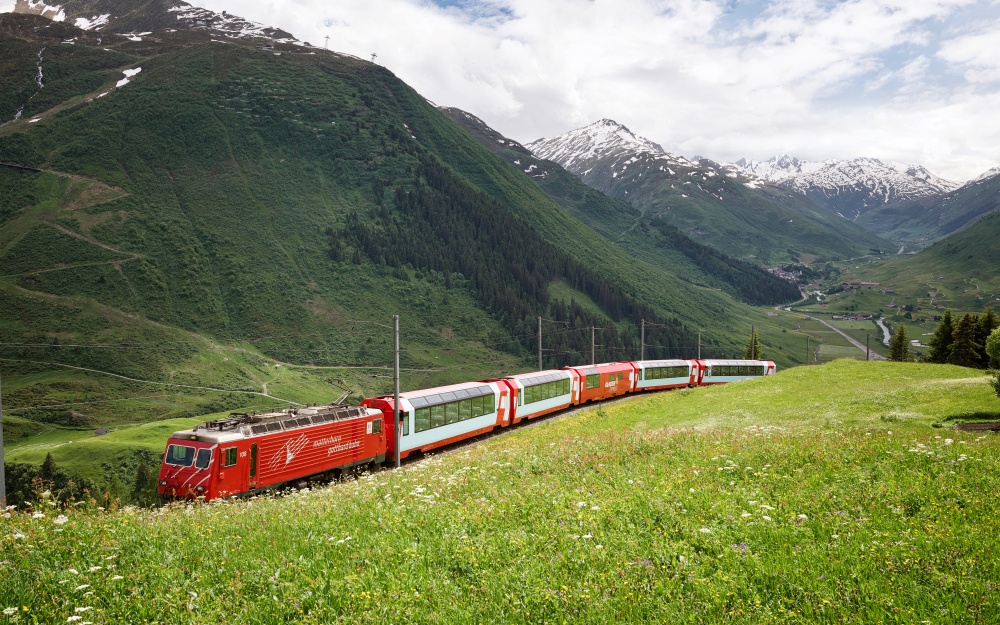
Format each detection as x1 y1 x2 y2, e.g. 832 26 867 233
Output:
0 364 5 506
591 326 596 365
751 325 756 360
806 336 810 365
698 329 701 359
640 319 645 360
538 316 543 371
393 315 400 469
866 332 870 361
324 36 329 49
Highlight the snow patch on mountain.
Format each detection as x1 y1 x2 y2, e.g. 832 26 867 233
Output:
8 0 64 21
74 13 108 30
168 4 302 44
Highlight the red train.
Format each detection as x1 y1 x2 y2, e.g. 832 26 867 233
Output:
157 359 775 500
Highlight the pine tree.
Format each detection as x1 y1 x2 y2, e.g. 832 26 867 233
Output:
927 309 954 363
744 329 762 360
41 453 57 480
888 323 912 362
974 308 1000 368
947 313 983 368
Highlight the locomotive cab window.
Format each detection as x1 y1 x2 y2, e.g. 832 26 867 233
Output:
371 418 382 434
223 447 238 468
195 448 212 470
165 445 196 467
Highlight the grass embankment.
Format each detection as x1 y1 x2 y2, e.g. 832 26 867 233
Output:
3 360 999 623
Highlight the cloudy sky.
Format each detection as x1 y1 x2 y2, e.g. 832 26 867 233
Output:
194 1 998 180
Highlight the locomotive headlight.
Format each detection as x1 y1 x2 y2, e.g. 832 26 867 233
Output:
195 486 205 493
159 480 167 486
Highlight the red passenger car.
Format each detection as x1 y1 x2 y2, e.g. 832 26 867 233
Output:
563 362 636 404
498 370 575 424
157 404 386 501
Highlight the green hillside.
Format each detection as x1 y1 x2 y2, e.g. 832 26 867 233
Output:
3 361 999 623
811 210 1000 335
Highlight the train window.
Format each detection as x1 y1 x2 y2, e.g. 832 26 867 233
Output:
415 408 431 433
223 447 238 468
164 445 195 467
459 399 472 420
431 405 446 428
586 374 600 389
249 444 258 479
372 418 382 434
401 413 409 436
195 448 212 470
445 402 459 425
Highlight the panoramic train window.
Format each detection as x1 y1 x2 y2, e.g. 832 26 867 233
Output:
522 378 571 405
164 445 195 467
712 365 765 377
223 447 238 468
644 365 689 380
412 393 496 433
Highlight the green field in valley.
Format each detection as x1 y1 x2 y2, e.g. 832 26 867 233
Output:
3 360 999 623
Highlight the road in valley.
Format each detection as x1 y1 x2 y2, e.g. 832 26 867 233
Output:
803 315 886 361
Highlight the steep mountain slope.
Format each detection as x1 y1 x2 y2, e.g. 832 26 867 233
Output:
441 107 801 306
528 120 890 265
857 169 1000 244
0 10 780 438
729 154 960 221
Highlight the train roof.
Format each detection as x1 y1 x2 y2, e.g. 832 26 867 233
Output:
169 404 380 444
699 359 773 366
562 362 634 374
633 359 692 367
503 370 572 384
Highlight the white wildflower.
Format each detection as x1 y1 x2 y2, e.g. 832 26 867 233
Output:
591 506 600 511
74 607 92 613
32 513 45 519
797 514 808 520
3 607 18 616
68 569 79 575
110 576 124 581
54 515 69 525
762 515 772 521
67 617 82 623
699 528 711 534
88 566 101 572
74 585 90 591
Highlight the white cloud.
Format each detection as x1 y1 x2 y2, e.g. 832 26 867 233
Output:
182 1 1000 179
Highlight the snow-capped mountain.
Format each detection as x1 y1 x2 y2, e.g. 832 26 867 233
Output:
525 119 889 264
2 0 297 42
727 155 960 220
527 119 685 174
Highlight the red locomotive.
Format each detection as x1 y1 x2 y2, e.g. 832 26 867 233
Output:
158 358 775 501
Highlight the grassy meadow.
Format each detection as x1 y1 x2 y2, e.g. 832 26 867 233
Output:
3 360 1000 623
